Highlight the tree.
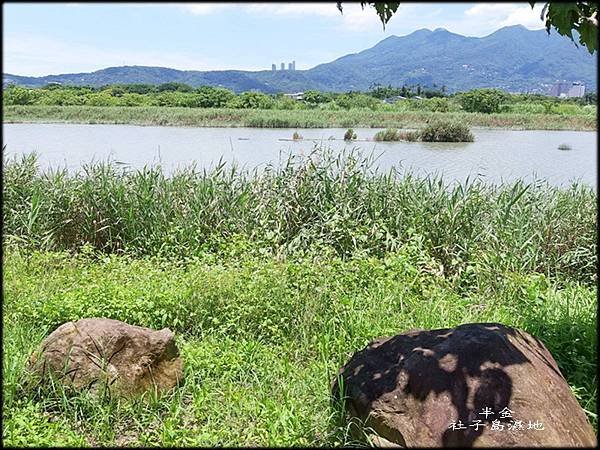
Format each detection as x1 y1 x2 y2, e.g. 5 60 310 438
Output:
336 2 598 53
457 89 510 114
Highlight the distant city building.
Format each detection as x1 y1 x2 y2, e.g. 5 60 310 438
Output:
270 61 296 71
549 80 586 98
567 82 585 98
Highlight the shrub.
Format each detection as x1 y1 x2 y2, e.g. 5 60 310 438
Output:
292 131 302 140
558 143 572 151
457 88 509 113
373 128 402 141
420 121 474 142
334 93 380 110
83 92 118 107
3 86 41 106
425 97 450 112
343 129 357 141
116 93 148 107
226 92 275 109
302 90 329 106
195 86 236 108
399 130 420 142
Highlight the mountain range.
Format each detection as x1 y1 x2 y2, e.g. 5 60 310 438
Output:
4 25 597 93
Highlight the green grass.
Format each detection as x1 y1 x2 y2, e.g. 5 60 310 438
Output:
3 248 596 446
3 105 597 130
2 149 597 446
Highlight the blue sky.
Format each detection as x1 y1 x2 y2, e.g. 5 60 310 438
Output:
3 2 546 76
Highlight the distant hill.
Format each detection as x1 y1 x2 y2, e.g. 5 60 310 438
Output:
4 25 597 93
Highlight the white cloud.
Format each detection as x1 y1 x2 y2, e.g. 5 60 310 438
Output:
2 32 255 76
61 3 547 35
244 3 340 17
335 4 384 32
499 4 545 29
173 3 237 16
465 3 545 31
169 2 413 32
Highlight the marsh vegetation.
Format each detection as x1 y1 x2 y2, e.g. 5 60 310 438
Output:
3 149 596 446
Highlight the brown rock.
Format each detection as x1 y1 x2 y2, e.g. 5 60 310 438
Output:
28 318 183 397
333 323 596 447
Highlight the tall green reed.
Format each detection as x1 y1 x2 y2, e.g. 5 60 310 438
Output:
3 148 596 285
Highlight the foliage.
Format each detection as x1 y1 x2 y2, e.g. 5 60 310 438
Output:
533 1 598 54
343 129 357 141
419 121 474 142
414 97 458 113
195 86 236 107
333 92 380 110
4 104 596 131
3 150 596 285
302 90 330 106
3 84 596 124
399 130 420 141
337 2 400 30
156 82 195 93
457 88 510 114
225 91 275 109
373 128 403 141
2 86 42 105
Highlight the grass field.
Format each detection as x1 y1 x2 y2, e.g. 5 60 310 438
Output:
3 105 597 130
2 150 597 446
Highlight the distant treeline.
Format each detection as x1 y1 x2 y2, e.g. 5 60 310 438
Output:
3 82 597 114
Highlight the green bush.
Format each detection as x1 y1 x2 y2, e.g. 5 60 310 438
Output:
334 93 380 110
373 128 402 141
400 130 420 141
415 97 459 113
302 90 330 106
3 86 41 106
116 93 148 107
226 91 275 109
195 86 236 107
420 121 474 142
343 129 357 141
83 92 118 107
457 88 509 113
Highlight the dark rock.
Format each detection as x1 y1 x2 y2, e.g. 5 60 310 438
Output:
333 323 596 447
28 318 183 397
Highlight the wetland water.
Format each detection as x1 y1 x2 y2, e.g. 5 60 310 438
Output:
2 123 596 188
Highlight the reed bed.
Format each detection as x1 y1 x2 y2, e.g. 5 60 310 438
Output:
3 148 596 286
3 105 597 130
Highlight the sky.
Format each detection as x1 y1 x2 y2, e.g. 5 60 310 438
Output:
3 2 547 77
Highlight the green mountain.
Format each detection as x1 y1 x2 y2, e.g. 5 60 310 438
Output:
3 25 596 93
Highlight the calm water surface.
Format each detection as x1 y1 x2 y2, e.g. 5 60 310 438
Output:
2 123 596 188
